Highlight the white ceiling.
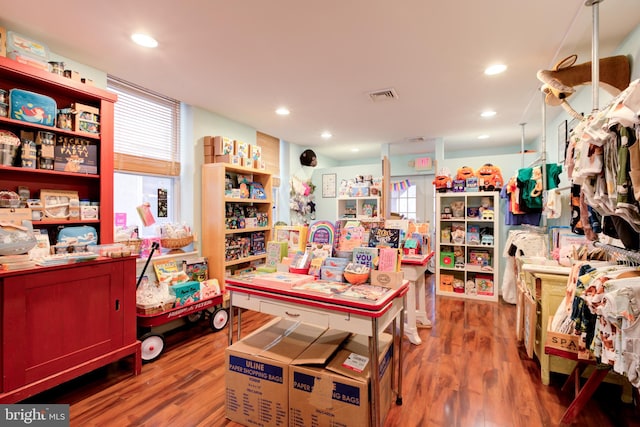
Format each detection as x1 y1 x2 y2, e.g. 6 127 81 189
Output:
2 0 640 162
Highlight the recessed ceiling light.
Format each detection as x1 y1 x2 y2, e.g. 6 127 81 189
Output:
321 131 332 139
478 134 490 140
351 148 360 152
484 64 507 75
275 107 290 116
481 110 496 118
131 33 158 48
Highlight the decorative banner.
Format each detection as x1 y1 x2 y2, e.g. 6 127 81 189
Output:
391 179 411 192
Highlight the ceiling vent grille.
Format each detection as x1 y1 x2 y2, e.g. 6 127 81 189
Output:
406 136 426 143
368 88 398 102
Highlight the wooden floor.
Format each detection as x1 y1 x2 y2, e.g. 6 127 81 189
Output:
24 274 640 427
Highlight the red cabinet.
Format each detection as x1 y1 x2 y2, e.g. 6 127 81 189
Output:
0 257 141 403
0 55 116 243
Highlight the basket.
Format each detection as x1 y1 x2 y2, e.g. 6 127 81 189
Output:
160 235 194 249
122 239 142 255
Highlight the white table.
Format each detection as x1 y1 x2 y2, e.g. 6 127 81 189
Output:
226 276 409 427
401 253 433 345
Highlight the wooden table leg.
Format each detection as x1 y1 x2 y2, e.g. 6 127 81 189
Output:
560 367 609 424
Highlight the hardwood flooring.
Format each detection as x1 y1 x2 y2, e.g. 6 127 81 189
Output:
24 274 640 427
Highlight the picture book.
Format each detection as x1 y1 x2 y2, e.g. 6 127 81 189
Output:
154 259 189 284
367 227 400 248
265 241 288 268
352 246 378 269
338 225 365 251
182 257 209 282
308 257 324 277
377 247 399 272
250 231 266 255
307 220 335 248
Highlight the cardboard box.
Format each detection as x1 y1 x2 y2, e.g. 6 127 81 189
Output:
72 103 100 134
234 140 249 158
0 27 6 57
80 205 99 220
289 333 393 427
370 270 403 289
211 136 234 155
214 154 241 166
225 318 330 427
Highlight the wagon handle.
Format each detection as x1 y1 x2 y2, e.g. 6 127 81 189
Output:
136 241 160 289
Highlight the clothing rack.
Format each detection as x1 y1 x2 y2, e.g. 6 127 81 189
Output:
593 241 640 264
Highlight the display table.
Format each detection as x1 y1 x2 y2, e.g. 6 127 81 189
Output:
225 275 409 427
401 252 434 345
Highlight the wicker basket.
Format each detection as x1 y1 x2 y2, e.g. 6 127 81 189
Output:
118 239 142 255
160 235 194 249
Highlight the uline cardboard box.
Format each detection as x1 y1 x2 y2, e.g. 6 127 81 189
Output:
225 318 332 427
289 332 394 427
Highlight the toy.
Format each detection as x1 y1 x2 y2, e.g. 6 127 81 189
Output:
450 201 465 218
481 235 494 246
456 165 475 181
530 165 543 198
476 163 503 191
481 210 494 220
465 279 477 295
433 168 452 192
537 54 630 120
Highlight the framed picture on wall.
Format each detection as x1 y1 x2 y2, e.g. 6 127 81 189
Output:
322 173 336 198
558 119 568 163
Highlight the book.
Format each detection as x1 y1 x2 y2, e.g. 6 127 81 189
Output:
182 257 209 282
154 259 180 282
265 241 288 268
367 227 400 248
352 246 378 269
377 247 399 272
291 280 393 303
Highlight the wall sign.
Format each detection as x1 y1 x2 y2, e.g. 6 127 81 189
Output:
322 173 336 198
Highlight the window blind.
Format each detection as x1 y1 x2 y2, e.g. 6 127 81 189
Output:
108 76 181 176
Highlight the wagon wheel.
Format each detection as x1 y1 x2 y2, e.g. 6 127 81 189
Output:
140 333 165 362
209 307 229 331
185 311 203 324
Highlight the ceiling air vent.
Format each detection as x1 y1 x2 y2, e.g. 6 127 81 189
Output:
406 136 426 143
368 87 398 102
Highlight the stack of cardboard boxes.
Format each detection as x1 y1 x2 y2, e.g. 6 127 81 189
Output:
225 317 394 427
204 135 265 170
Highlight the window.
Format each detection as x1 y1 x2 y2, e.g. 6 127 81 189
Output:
390 184 417 221
108 76 181 237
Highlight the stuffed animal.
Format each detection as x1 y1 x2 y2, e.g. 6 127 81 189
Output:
433 168 452 192
456 165 475 181
476 163 503 191
537 54 630 119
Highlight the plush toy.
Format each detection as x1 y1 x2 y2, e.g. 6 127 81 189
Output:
299 149 317 167
433 168 452 192
476 163 503 191
456 165 475 181
537 54 630 119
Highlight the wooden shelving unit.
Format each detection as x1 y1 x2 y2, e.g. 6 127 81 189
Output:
201 163 272 289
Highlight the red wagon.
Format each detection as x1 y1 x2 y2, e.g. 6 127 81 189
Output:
135 242 229 362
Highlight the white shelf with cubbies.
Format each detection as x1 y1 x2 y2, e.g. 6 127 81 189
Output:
435 192 499 302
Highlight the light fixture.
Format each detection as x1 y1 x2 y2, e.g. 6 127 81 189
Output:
484 64 507 75
351 148 360 152
481 110 496 118
478 134 490 140
275 107 290 116
131 33 158 48
321 131 332 139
